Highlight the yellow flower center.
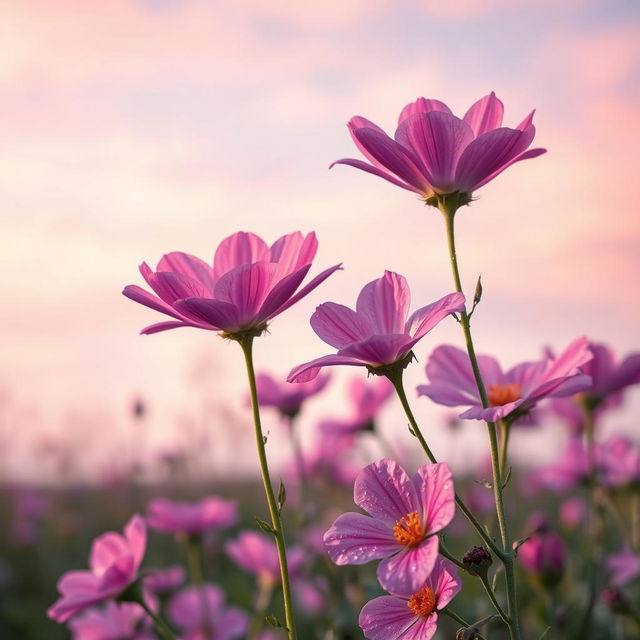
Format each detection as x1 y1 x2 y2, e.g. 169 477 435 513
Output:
487 383 521 407
407 585 437 616
393 511 424 546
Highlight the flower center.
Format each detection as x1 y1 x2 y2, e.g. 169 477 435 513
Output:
393 511 424 546
487 383 521 407
407 585 437 617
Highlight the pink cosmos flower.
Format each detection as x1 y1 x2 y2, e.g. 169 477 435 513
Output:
255 370 331 418
225 531 304 585
599 435 640 488
123 231 341 336
288 271 464 383
559 497 585 529
146 496 238 536
607 548 640 586
331 92 545 203
359 556 461 640
417 338 593 422
320 377 393 437
517 514 565 585
167 583 248 640
324 458 455 594
530 436 595 492
142 565 186 594
48 515 147 623
68 602 153 640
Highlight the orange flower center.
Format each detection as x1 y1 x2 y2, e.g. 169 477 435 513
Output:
407 585 437 616
487 383 521 407
393 511 424 546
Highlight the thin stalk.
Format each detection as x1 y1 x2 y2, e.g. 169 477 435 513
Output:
240 336 298 640
185 535 212 633
480 575 511 626
286 414 311 522
439 199 521 640
499 419 512 485
139 598 177 640
247 580 274 640
441 609 488 640
388 371 503 559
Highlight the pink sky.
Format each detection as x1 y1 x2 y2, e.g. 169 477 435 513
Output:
1 0 638 481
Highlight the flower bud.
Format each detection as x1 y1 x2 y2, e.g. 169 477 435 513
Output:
601 587 631 615
518 530 565 587
462 545 493 577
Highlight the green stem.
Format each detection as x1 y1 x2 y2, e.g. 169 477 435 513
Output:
247 580 274 640
388 371 503 559
286 414 311 523
480 575 511 626
499 419 512 485
439 199 521 640
139 598 177 640
239 336 298 640
441 609 488 640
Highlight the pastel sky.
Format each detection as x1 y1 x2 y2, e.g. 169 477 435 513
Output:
2 0 639 481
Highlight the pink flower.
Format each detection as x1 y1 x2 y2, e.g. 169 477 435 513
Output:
324 459 455 594
225 531 304 584
146 496 238 536
142 565 186 594
599 435 640 488
68 602 153 640
417 338 593 422
559 497 585 529
48 515 147 623
530 436 594 492
320 377 393 437
288 271 464 383
123 231 341 336
359 556 461 640
607 548 640 586
255 370 331 418
167 583 248 640
331 92 545 203
517 515 565 585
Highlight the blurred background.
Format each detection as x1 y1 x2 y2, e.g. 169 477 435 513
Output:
0 0 639 637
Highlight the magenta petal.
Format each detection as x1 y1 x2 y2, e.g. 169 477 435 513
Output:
377 536 439 595
472 146 546 191
270 232 317 272
398 97 453 123
213 231 270 280
354 459 420 525
359 595 418 640
455 127 537 193
156 251 214 290
405 292 466 342
602 353 640 395
174 298 239 331
122 285 184 322
356 271 410 335
400 615 439 640
459 400 523 422
330 158 421 193
427 557 463 609
348 116 399 172
287 354 366 383
395 112 473 190
353 128 430 193
323 512 399 565
149 271 209 304
339 334 412 367
274 263 343 317
463 91 505 138
90 533 129 574
257 264 311 322
311 302 373 349
140 321 200 334
414 463 455 535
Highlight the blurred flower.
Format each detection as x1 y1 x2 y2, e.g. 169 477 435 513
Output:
559 497 585 529
143 565 186 594
123 231 341 336
10 488 49 546
517 514 565 587
254 371 331 418
319 376 393 437
331 92 545 204
146 496 238 536
48 515 147 623
418 338 592 422
358 556 462 640
324 458 455 594
168 583 248 640
601 586 632 615
225 531 304 586
288 271 464 382
529 437 594 492
607 548 640 587
598 435 640 488
68 602 153 640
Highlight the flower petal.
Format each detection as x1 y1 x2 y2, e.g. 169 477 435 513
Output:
405 292 465 342
148 271 209 304
377 536 440 595
287 354 366 383
330 158 421 193
174 298 239 332
140 320 200 334
426 557 462 609
339 334 412 367
122 285 185 322
213 231 270 280
359 595 419 640
398 97 453 123
156 251 214 290
414 463 455 535
323 512 399 565
269 232 318 273
463 91 504 138
257 264 311 323
354 458 420 525
311 302 373 349
356 271 410 335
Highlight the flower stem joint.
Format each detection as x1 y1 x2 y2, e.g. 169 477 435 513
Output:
462 545 493 578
